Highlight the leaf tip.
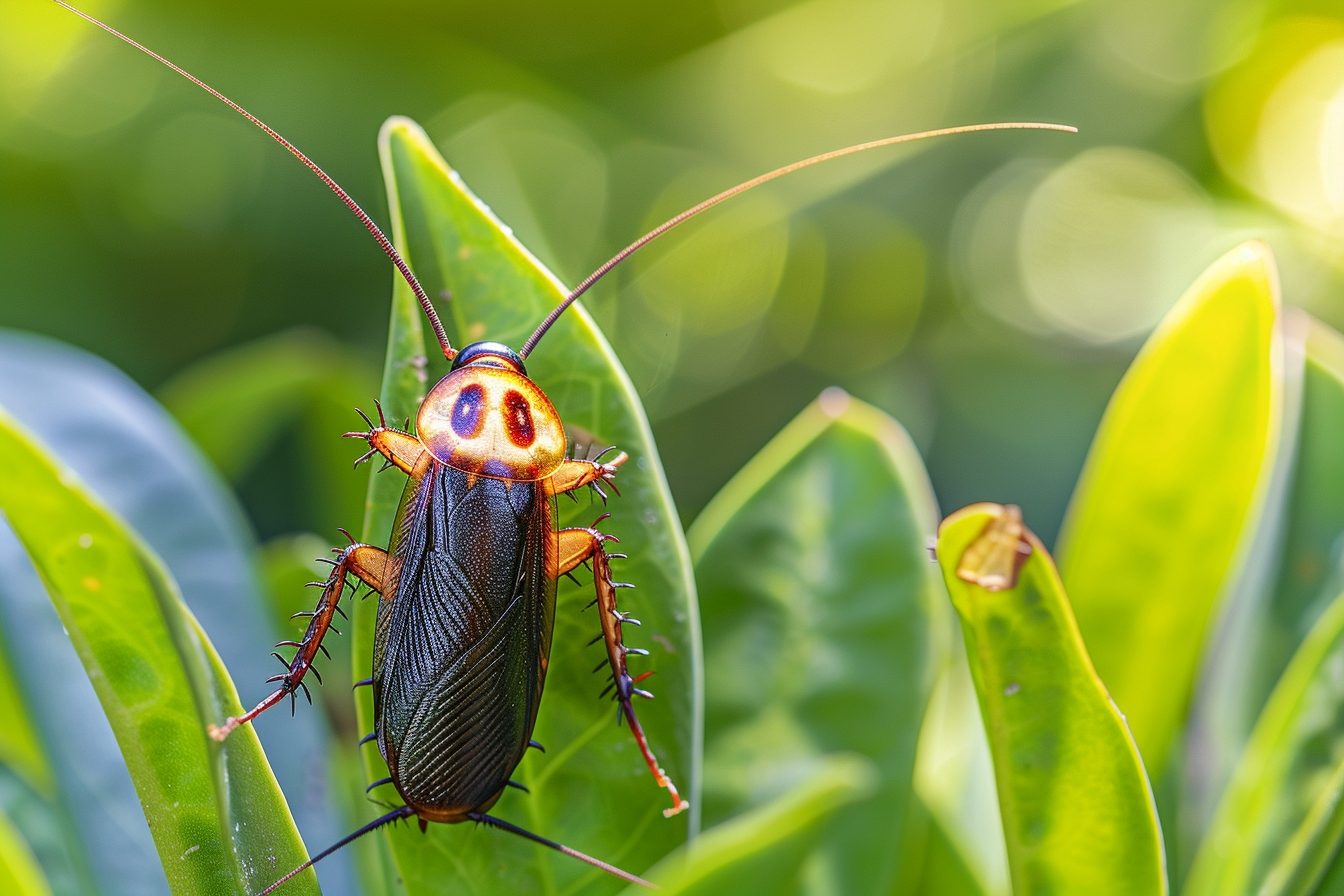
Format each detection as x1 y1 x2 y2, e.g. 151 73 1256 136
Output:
946 503 1033 591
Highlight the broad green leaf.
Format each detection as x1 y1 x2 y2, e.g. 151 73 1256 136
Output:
0 329 356 896
0 407 316 896
688 389 947 896
0 804 52 896
1056 240 1282 778
1184 584 1344 896
0 631 51 798
937 503 1167 896
159 328 378 536
619 753 877 896
350 116 701 894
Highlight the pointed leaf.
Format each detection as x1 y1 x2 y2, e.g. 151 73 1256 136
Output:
1056 240 1282 778
936 503 1167 896
620 754 877 896
350 116 701 894
0 406 317 896
689 389 947 896
1184 582 1344 896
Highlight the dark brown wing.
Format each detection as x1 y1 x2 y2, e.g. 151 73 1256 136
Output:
372 461 554 818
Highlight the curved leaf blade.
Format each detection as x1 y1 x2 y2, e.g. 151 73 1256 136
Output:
0 407 317 896
0 804 52 896
1184 583 1344 896
351 116 702 894
1056 240 1282 778
621 754 877 896
937 503 1167 896
0 632 51 799
689 389 948 896
0 330 356 896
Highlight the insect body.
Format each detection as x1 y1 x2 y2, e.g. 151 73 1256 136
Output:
209 339 677 890
53 2 1074 891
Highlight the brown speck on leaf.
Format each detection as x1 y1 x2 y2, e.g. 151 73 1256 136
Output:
957 504 1032 591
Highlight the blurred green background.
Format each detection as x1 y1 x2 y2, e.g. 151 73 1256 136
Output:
3 0 1343 546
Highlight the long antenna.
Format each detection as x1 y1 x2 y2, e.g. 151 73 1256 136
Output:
257 804 413 896
519 120 1076 358
52 0 456 360
467 811 655 888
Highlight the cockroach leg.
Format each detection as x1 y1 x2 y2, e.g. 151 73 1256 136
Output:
552 523 688 818
546 452 627 499
208 543 389 742
344 410 427 474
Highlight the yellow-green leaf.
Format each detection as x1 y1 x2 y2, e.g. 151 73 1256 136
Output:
1184 582 1344 896
936 503 1166 896
0 406 316 896
620 754 877 896
0 804 51 896
0 633 51 799
689 389 948 896
1056 240 1282 777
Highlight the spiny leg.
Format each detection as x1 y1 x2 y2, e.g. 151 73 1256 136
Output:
547 450 627 502
344 400 426 474
554 521 688 818
209 542 388 741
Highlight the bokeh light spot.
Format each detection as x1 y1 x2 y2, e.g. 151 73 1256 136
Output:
1018 148 1218 344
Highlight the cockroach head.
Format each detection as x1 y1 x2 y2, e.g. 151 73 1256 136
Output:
450 341 527 376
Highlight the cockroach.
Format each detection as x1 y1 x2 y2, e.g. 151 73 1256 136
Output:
52 2 1075 891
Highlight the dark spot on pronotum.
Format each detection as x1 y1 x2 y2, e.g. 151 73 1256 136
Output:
452 383 486 438
503 389 536 447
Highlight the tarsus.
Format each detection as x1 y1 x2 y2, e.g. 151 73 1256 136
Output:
51 0 456 360
519 120 1077 358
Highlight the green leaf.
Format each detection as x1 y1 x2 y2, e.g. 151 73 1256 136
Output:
350 116 701 894
1056 240 1282 778
0 803 52 896
936 503 1167 896
0 329 356 896
620 753 877 896
0 631 51 799
0 407 317 896
688 388 947 896
1183 582 1344 896
159 328 378 536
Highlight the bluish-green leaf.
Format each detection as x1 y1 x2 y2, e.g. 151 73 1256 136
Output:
0 399 315 895
689 389 947 896
350 116 702 894
0 329 356 896
0 803 52 896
